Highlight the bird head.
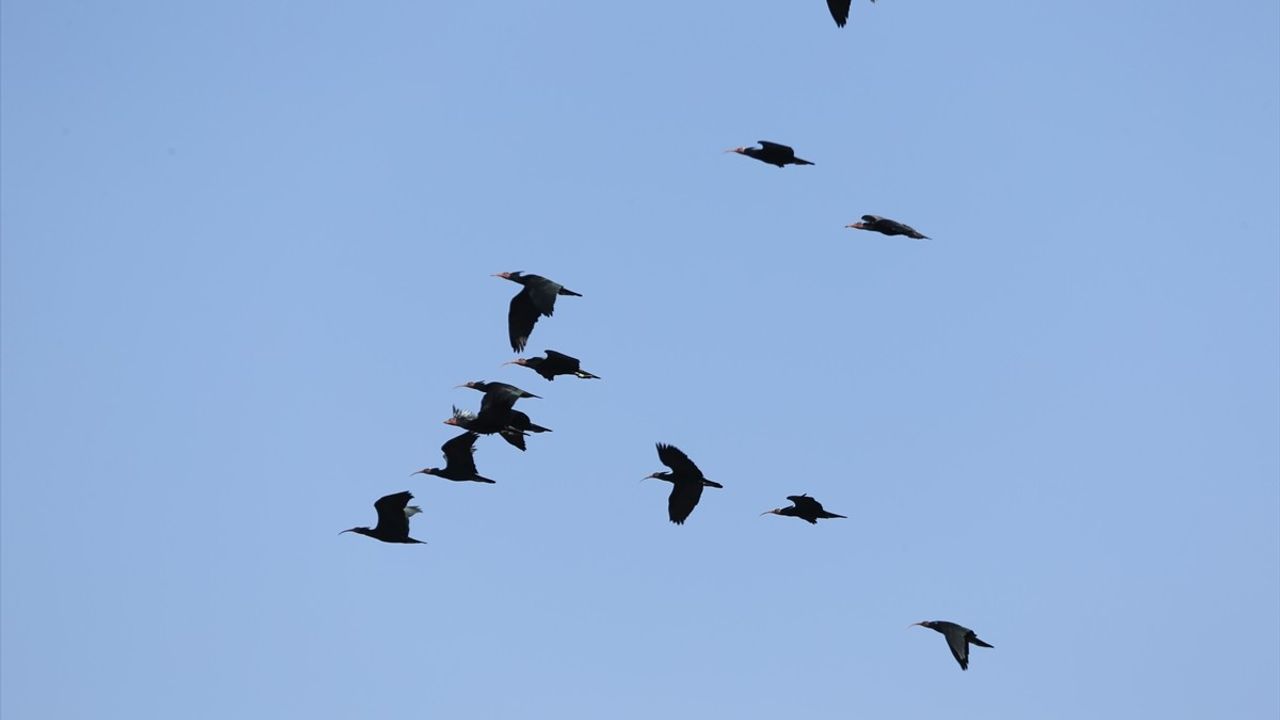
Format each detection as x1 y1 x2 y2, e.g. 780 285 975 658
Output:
502 358 530 368
340 526 372 537
455 381 485 391
909 621 936 630
725 146 749 155
413 467 441 477
643 471 673 484
492 271 523 282
760 507 785 517
846 221 869 230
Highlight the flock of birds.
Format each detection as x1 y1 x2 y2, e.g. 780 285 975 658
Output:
340 1 994 673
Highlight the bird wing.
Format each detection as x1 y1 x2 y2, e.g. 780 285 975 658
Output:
525 276 561 316
478 386 521 417
667 479 704 525
787 494 825 514
756 141 796 157
441 431 480 475
827 0 850 26
508 289 541 352
544 349 579 367
373 491 415 538
945 631 971 671
656 443 704 479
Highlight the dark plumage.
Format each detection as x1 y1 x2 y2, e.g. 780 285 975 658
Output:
645 443 723 525
727 141 814 168
846 214 929 239
911 621 994 671
761 494 847 524
414 432 495 483
444 406 529 451
827 0 875 28
340 491 425 544
506 349 600 381
493 271 582 352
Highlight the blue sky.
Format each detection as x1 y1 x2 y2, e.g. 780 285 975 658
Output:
2 1 1278 717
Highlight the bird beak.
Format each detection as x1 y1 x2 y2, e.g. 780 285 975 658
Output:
908 622 924 628
501 360 518 366
760 510 775 517
339 529 353 535
724 147 742 154
453 384 468 389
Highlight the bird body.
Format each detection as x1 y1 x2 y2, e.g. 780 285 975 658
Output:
507 350 600 381
341 491 426 544
846 214 929 239
494 271 582 352
445 405 530 451
415 431 495 483
762 494 847 524
911 620 994 670
728 141 814 168
646 443 723 525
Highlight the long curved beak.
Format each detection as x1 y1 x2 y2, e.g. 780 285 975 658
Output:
339 529 353 535
907 622 924 628
760 510 775 516
502 360 519 366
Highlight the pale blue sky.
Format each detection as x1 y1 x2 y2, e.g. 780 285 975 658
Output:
3 1 1278 718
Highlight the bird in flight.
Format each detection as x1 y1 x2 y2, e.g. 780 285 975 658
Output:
506 349 600 381
761 494 847 524
727 141 815 168
493 271 582 352
414 431 496 483
645 443 723 525
846 214 930 239
910 620 994 670
340 491 426 544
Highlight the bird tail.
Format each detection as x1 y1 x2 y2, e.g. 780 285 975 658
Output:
970 637 994 648
794 158 814 166
559 288 582 297
574 370 600 379
525 422 552 433
474 475 497 484
821 512 848 520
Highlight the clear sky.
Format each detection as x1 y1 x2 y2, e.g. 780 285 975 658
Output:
2 1 1278 718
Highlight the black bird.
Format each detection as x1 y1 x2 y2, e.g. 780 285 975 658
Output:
414 432 496 484
506 350 601 381
457 380 541 421
827 0 875 28
846 214 929 239
444 406 530 451
727 141 814 168
340 491 426 544
493 271 582 352
911 621 994 671
645 443 723 525
761 494 847 524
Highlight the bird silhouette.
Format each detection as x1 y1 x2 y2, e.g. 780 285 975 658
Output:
444 406 531 451
727 141 814 168
340 491 426 544
645 443 723 525
826 0 875 28
414 432 496 483
761 494 847 524
911 621 994 670
846 214 929 239
493 271 582 352
506 350 600 381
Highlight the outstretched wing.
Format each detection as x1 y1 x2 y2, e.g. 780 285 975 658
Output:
508 289 541 352
756 141 796 157
544 349 580 367
441 432 480 475
478 386 521 418
827 0 850 26
656 443 704 479
667 480 705 525
373 491 415 538
788 494 825 514
945 632 971 671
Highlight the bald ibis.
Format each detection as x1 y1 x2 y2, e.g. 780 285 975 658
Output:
846 214 929 239
444 406 530 451
728 141 814 168
414 432 495 483
341 491 425 544
494 271 582 352
762 494 847 524
645 443 723 525
827 0 875 28
506 350 600 381
911 621 994 670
